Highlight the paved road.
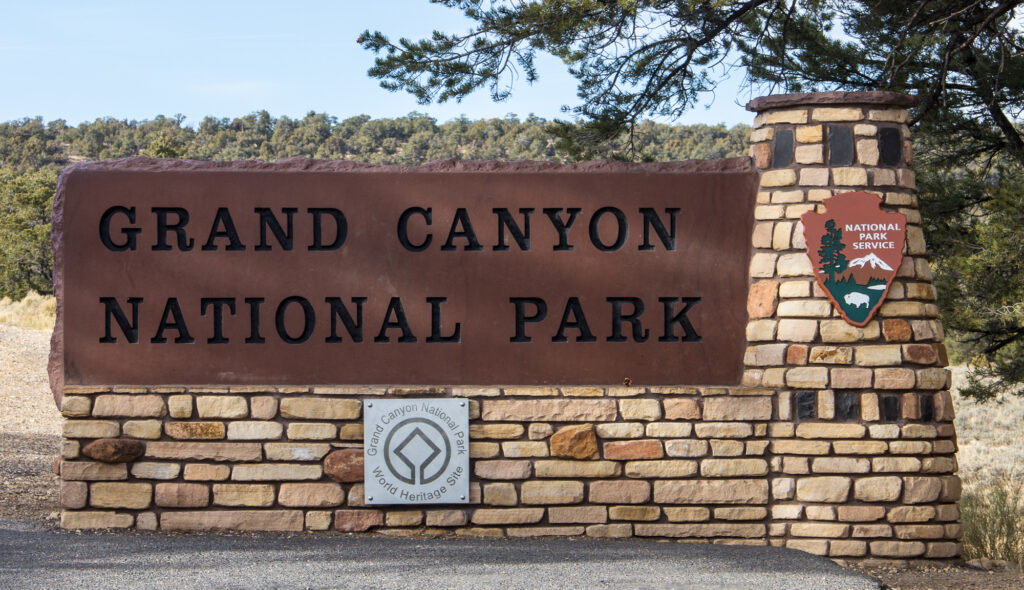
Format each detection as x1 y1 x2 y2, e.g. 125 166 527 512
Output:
0 519 880 589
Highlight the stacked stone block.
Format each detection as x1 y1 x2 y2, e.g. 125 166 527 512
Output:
746 92 960 562
57 91 960 564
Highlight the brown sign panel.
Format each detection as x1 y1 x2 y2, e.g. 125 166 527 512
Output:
802 191 906 327
51 158 757 390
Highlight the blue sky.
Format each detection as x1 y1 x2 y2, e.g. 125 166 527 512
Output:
1 1 752 127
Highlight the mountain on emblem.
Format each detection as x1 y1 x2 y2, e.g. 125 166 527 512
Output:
802 191 906 327
848 253 893 271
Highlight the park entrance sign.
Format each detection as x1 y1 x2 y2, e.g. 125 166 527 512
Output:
53 92 963 563
52 159 755 389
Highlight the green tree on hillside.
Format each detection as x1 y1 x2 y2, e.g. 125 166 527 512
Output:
361 0 1024 399
0 169 56 299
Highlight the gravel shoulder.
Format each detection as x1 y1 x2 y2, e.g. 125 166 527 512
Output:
0 325 60 523
0 322 1021 588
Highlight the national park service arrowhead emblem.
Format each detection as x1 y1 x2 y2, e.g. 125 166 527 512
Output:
802 191 906 327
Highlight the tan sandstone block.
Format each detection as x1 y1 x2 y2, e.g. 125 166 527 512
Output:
813 107 864 121
470 442 499 458
833 167 868 186
502 441 549 458
776 320 818 343
646 423 693 438
619 399 662 421
162 510 303 532
872 457 922 472
483 483 517 506
60 396 92 418
120 420 161 440
287 423 336 440
761 169 797 188
857 139 879 166
520 481 584 505
227 421 284 440
154 482 209 508
212 483 275 507
61 461 128 481
196 396 249 419
475 460 531 480
425 510 468 527
61 481 88 509
183 464 231 481
700 459 768 477
868 109 909 123
279 398 360 420
535 460 620 478
854 477 902 502
795 477 851 503
662 398 701 421
811 457 870 474
165 422 225 440
92 395 167 418
796 423 865 439
870 540 925 558
833 441 887 455
469 423 525 439
693 423 753 439
90 482 152 509
903 477 942 504
594 423 644 439
790 522 849 538
482 399 616 422
625 460 698 478
264 443 331 461
771 440 830 455
795 144 824 164
585 479 647 501
888 506 936 523
702 396 771 421
61 511 133 529
777 301 833 318
653 480 768 505
830 540 868 557
130 462 181 480
764 109 808 124
250 396 278 420
471 508 545 525
609 506 659 521
63 420 120 439
635 523 765 538
820 320 880 342
278 483 344 507
145 442 261 462
231 464 321 481
664 439 708 458
168 395 193 419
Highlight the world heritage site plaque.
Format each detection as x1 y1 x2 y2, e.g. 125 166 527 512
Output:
363 398 469 505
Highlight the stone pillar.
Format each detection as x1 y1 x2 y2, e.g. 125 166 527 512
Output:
745 92 961 563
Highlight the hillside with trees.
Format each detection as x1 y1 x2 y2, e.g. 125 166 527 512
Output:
0 111 749 299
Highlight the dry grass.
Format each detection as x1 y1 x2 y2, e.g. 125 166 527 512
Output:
0 291 55 330
961 476 1024 566
951 366 1024 566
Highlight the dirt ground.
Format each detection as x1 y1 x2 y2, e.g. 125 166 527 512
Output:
1 322 1021 589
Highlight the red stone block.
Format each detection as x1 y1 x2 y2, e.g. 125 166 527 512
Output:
603 440 664 460
334 509 383 532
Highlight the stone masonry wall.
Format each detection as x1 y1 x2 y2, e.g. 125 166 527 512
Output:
57 91 960 564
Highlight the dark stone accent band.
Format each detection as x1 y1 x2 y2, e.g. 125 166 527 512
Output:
746 91 917 112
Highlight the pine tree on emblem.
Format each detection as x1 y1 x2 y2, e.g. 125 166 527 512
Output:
818 220 848 285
